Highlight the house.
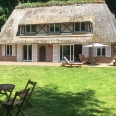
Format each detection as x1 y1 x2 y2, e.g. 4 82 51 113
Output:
0 2 116 63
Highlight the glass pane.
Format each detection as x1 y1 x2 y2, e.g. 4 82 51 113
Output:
28 45 32 60
23 45 27 60
60 46 62 61
31 25 36 32
7 45 9 55
86 22 91 32
10 45 12 55
50 24 54 32
55 24 60 32
26 25 30 32
102 48 105 56
97 48 101 56
75 23 80 31
63 45 70 60
71 45 73 61
81 22 85 31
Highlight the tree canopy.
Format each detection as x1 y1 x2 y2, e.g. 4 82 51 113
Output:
0 0 19 29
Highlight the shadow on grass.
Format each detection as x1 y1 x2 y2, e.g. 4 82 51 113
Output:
23 85 113 116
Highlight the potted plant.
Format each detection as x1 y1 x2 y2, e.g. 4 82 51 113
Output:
114 46 116 52
114 46 116 65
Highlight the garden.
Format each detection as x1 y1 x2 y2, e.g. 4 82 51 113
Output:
0 65 116 116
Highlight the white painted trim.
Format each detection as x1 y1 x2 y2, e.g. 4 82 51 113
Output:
17 44 23 62
12 44 16 56
53 44 59 62
106 44 111 57
2 45 5 56
32 44 37 62
82 44 89 57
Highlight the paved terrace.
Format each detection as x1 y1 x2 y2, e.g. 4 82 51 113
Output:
0 61 114 67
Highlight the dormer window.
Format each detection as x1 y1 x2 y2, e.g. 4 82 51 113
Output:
49 23 60 33
25 25 36 33
74 22 86 32
74 22 92 32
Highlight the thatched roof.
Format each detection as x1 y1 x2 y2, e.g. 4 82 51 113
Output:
0 3 116 44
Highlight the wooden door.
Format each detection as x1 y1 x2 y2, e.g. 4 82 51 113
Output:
40 46 46 61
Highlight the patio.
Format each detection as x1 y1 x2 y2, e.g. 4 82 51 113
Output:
0 61 113 67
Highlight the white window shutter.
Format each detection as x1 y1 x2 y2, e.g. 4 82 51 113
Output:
2 44 5 56
82 45 89 58
17 44 23 61
106 44 111 57
12 44 16 56
53 44 59 62
32 44 37 62
93 47 97 57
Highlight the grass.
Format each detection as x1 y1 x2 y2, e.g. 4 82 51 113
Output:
0 65 116 116
16 0 105 9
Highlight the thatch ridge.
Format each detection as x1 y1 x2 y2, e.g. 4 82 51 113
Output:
16 1 105 9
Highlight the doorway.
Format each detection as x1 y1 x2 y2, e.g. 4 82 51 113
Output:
23 45 32 61
40 46 46 61
60 45 73 61
74 44 82 61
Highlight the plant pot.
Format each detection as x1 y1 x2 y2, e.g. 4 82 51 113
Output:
114 60 116 66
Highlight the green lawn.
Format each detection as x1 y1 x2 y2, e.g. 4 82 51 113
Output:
0 65 116 116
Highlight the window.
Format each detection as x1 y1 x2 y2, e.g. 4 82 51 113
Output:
6 45 12 55
75 22 86 32
25 25 36 33
97 47 106 56
74 22 92 32
49 24 60 33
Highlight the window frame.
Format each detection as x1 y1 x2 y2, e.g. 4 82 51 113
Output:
6 45 12 56
73 21 92 33
25 25 36 33
49 23 60 33
97 47 106 56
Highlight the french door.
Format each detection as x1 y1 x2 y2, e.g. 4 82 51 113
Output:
60 45 74 61
23 45 32 61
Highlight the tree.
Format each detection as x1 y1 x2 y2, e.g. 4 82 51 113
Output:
0 0 19 30
105 0 116 14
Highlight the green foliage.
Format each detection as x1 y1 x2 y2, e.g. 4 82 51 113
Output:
16 0 105 9
114 46 116 52
0 0 19 29
105 0 116 14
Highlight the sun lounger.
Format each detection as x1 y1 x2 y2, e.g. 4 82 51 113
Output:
61 56 83 68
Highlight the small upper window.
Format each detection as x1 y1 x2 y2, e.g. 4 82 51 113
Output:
97 47 106 56
25 25 36 33
74 22 92 32
6 45 12 56
74 22 86 32
49 24 60 33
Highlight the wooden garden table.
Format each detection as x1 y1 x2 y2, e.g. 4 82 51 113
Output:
0 84 15 101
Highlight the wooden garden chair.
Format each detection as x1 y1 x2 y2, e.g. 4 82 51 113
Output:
2 88 29 116
20 79 37 107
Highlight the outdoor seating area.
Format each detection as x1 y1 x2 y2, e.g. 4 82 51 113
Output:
85 57 100 65
0 79 37 116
